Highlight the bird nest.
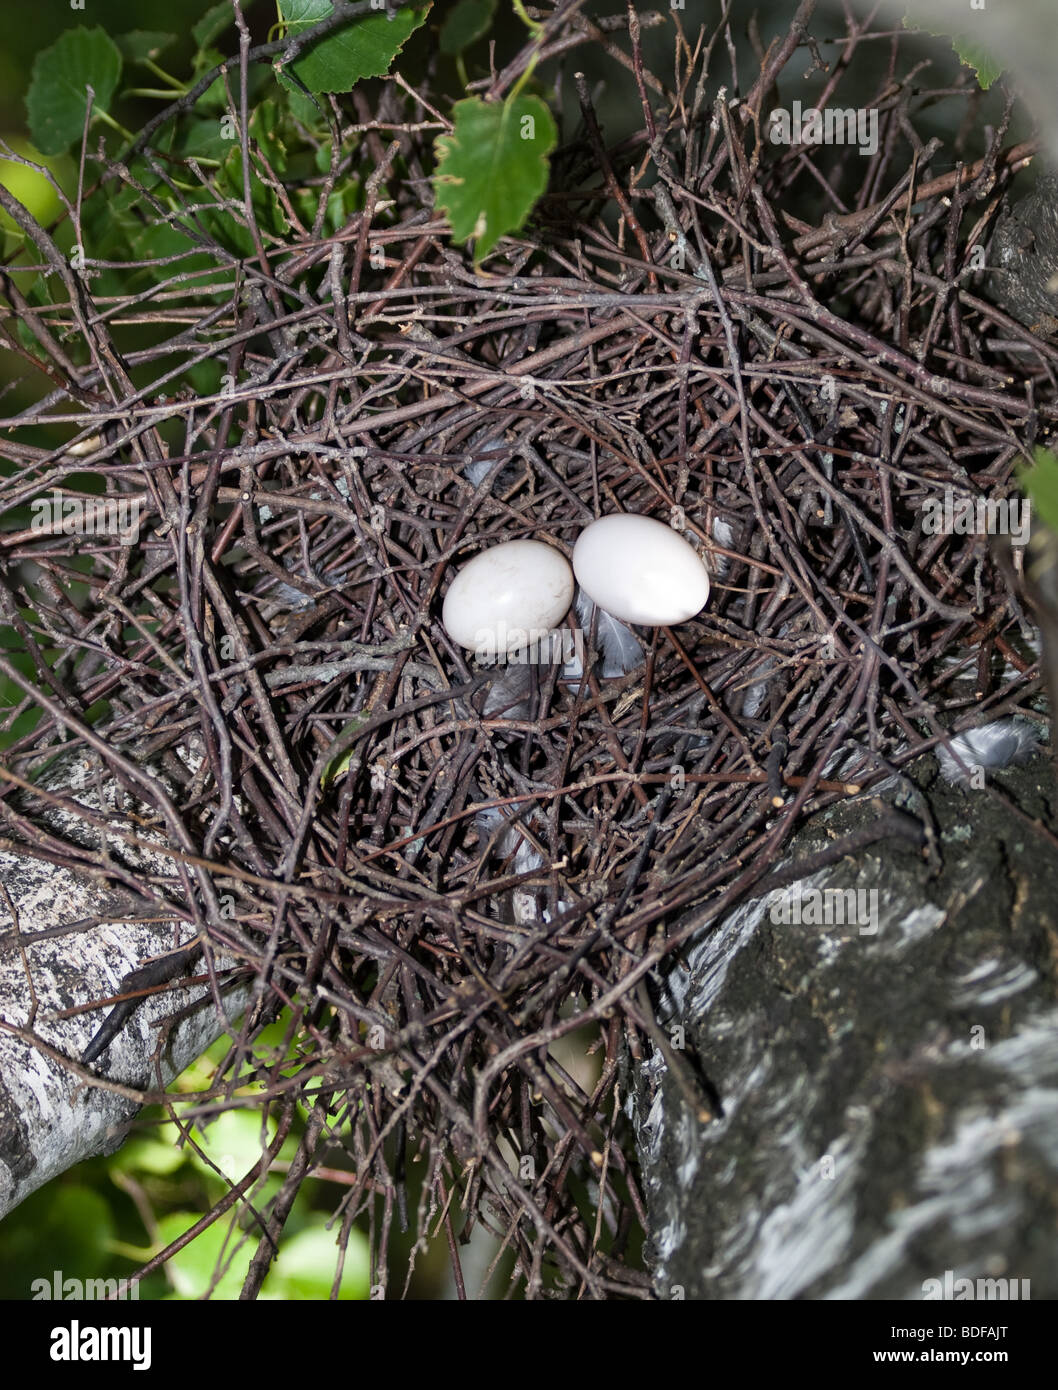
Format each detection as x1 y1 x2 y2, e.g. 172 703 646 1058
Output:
0 4 1054 1298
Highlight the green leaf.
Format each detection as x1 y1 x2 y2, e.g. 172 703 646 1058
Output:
135 222 221 289
320 714 369 788
434 94 557 264
440 0 497 56
172 116 234 162
1019 447 1058 536
185 1109 278 1183
156 1212 256 1299
279 0 430 94
902 5 1003 90
215 146 290 240
15 269 58 357
114 31 178 64
292 180 358 234
279 74 324 127
113 1135 187 1177
0 140 67 244
26 27 123 155
193 0 236 52
0 1185 116 1285
251 99 289 175
261 1224 370 1299
949 37 1003 91
184 358 226 397
191 46 234 111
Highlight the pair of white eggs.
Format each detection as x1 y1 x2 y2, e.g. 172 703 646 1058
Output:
441 513 711 656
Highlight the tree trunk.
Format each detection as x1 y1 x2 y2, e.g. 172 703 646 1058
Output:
0 745 249 1221
632 752 1058 1299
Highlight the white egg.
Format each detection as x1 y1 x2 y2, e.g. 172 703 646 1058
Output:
442 539 574 656
572 513 710 626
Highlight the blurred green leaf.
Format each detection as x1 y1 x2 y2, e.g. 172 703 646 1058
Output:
903 5 1003 89
184 1109 278 1184
0 1185 116 1292
0 140 69 251
440 0 497 56
115 32 178 65
184 358 226 397
113 1136 187 1178
193 0 236 52
156 1212 255 1299
26 28 123 155
1019 447 1058 535
262 1224 370 1299
949 37 1002 89
190 46 231 111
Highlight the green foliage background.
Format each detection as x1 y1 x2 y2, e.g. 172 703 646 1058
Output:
0 1019 371 1300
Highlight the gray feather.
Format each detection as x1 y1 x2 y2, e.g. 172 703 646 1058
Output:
482 665 533 719
571 588 643 678
936 719 1041 785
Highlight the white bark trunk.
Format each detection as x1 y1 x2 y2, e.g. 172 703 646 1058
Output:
0 745 249 1220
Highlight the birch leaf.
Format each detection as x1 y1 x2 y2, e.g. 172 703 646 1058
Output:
434 94 557 264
